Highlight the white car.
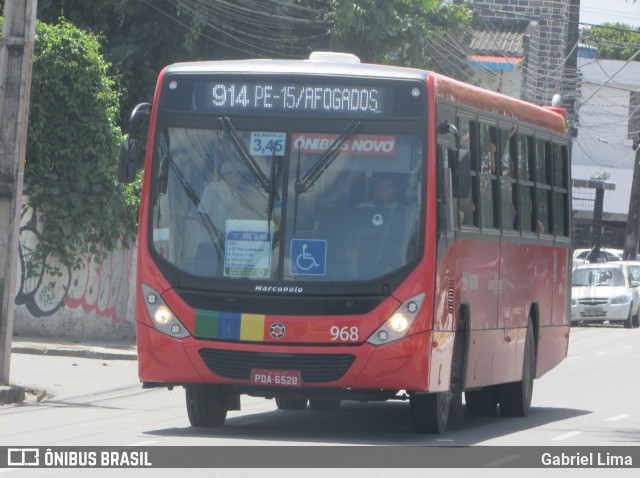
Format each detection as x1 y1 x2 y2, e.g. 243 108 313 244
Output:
572 248 623 266
571 263 640 328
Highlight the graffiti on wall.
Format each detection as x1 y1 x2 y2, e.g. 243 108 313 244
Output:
16 206 134 322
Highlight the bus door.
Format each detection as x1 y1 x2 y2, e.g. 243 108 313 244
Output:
494 124 521 384
434 106 458 335
458 120 501 388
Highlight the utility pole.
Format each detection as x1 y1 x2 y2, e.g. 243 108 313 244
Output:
623 136 640 261
0 0 37 385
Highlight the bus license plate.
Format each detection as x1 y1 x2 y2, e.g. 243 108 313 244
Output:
251 369 301 387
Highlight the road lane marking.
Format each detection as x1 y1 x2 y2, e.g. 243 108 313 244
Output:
551 430 582 441
595 351 608 355
604 415 629 422
127 440 158 446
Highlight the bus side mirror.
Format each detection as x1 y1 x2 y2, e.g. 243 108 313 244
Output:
117 102 152 184
118 138 141 183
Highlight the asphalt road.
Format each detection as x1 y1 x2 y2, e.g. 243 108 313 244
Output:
0 324 638 476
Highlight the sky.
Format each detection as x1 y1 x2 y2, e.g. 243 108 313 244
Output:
580 0 640 28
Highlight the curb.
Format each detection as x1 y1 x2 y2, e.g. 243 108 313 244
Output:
0 384 26 405
11 345 137 361
1 342 137 405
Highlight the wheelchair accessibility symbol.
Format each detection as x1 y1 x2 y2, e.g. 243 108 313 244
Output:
290 239 326 276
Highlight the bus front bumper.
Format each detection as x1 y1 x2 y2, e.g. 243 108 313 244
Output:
137 322 433 393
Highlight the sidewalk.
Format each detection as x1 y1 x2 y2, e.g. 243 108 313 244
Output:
0 336 137 405
11 336 137 361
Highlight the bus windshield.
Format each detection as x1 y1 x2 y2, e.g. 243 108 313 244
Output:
150 124 423 282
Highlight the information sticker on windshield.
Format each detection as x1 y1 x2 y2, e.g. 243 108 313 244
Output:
224 220 273 278
250 132 286 156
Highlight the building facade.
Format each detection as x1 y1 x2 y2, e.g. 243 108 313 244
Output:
471 0 581 121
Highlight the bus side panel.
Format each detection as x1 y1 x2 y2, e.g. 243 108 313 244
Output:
536 325 570 377
552 246 571 327
464 329 497 388
494 238 523 384
454 237 499 388
427 331 455 391
137 323 205 383
351 332 431 390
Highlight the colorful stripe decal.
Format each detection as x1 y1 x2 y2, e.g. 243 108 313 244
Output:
195 310 265 341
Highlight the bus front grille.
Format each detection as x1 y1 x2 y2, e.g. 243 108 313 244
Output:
198 349 356 383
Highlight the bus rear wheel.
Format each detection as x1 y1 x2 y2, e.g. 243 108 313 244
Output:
465 387 497 416
410 391 450 434
185 384 228 427
498 321 535 417
275 397 308 410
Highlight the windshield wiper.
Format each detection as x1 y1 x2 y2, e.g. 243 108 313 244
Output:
295 120 361 194
218 116 272 192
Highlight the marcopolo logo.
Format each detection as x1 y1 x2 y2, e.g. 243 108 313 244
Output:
255 285 304 294
269 322 286 339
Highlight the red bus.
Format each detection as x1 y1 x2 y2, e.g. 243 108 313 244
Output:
119 52 571 433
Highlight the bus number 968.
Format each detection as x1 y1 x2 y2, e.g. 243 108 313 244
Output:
330 326 359 342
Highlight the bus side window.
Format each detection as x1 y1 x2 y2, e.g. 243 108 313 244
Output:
518 135 534 233
436 143 454 237
499 125 517 231
553 143 570 237
534 139 551 234
457 117 478 227
479 123 497 229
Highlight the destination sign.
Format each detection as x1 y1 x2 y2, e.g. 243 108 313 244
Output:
195 81 390 117
161 74 425 118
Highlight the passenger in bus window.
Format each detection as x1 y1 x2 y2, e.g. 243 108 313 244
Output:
358 174 405 208
458 199 475 226
198 160 267 238
325 173 358 209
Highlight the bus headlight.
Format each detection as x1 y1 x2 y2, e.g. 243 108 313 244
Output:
154 306 173 325
367 293 425 346
142 284 190 339
389 313 410 332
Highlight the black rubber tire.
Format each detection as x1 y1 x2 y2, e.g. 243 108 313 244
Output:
410 392 450 434
185 384 228 427
465 387 498 416
308 398 341 411
624 309 633 328
275 397 308 410
498 320 535 417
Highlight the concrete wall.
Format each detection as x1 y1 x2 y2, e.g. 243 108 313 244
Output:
13 199 137 342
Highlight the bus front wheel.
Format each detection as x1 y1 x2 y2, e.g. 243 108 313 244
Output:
498 320 535 417
185 384 228 427
410 391 450 434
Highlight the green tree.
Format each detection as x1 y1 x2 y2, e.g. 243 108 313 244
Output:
325 0 470 71
581 22 640 61
33 1 471 124
35 0 331 125
25 20 137 268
